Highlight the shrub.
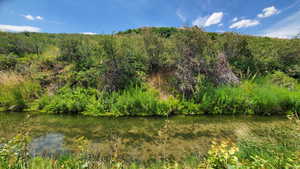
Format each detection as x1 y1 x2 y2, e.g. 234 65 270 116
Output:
100 36 146 92
39 86 181 116
172 27 213 98
38 87 99 114
267 71 297 89
59 39 102 70
111 87 175 116
7 35 39 57
143 31 167 73
175 100 203 115
0 54 17 70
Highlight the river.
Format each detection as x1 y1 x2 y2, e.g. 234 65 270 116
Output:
0 113 292 161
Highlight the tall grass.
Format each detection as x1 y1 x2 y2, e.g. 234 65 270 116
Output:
39 86 179 116
37 73 300 116
0 72 41 111
200 76 300 115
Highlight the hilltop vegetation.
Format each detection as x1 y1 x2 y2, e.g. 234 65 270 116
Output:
0 27 300 116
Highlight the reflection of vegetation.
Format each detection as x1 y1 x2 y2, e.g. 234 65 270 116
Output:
0 114 299 168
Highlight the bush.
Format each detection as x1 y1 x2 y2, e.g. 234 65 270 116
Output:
143 31 167 73
39 86 179 116
7 35 39 57
267 71 297 89
0 54 17 70
59 39 101 70
100 36 146 92
84 87 179 117
111 87 176 116
38 87 99 114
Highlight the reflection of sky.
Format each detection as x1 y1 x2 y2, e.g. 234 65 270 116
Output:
29 133 67 157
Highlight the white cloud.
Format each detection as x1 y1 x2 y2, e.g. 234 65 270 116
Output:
23 14 35 21
230 19 260 29
36 16 44 20
232 17 238 22
204 12 224 27
257 6 279 18
0 24 41 32
81 32 97 35
262 10 300 38
218 23 223 27
22 14 44 21
176 9 187 23
192 16 208 27
193 12 224 27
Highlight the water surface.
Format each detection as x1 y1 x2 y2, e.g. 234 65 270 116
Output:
0 113 291 161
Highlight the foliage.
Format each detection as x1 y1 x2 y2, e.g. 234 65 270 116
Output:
0 72 41 111
0 54 17 70
204 139 240 169
100 36 146 92
143 30 167 73
59 39 102 70
118 27 179 38
39 86 180 116
172 27 215 98
0 28 300 116
38 87 99 114
267 71 298 89
200 78 300 115
110 87 175 116
0 133 31 169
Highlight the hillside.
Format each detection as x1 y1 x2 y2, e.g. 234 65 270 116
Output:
0 27 300 116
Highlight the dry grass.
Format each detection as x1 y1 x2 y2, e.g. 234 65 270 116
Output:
147 72 173 100
0 71 25 86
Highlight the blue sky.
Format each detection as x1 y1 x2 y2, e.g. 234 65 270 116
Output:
0 0 300 38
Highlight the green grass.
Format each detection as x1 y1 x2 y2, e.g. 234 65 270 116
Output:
200 77 300 115
0 72 41 112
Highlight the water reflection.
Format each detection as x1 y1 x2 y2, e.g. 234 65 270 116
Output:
0 113 290 161
29 133 67 157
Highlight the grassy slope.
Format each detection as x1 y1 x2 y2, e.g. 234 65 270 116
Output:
0 27 300 116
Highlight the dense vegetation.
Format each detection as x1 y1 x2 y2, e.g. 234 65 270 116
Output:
0 27 300 116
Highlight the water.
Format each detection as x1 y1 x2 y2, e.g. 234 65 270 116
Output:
0 113 291 161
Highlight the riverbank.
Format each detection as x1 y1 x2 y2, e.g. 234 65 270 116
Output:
2 73 300 117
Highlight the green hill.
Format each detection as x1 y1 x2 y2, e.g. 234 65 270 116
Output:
0 27 300 116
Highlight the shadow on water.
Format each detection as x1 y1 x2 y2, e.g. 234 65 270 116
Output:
0 113 290 161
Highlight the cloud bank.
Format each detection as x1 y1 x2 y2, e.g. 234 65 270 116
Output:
81 32 97 35
0 24 41 32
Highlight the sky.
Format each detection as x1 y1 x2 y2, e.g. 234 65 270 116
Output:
0 0 300 38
